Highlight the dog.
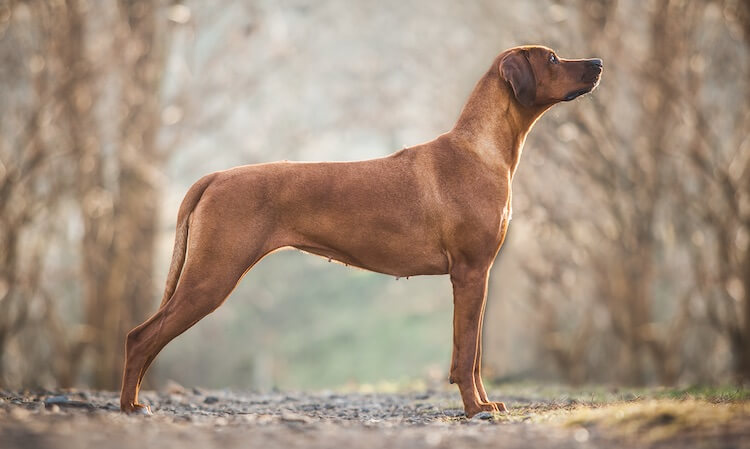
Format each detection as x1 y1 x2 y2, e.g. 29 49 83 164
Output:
120 45 602 418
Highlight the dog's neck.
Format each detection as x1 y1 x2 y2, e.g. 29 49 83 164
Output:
449 68 549 179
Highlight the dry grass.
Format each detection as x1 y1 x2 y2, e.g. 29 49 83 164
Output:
457 384 750 445
564 399 750 444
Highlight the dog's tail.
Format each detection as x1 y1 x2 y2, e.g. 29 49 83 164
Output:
158 173 216 308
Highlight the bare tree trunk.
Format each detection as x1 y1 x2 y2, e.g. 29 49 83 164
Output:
94 0 166 389
735 0 750 386
54 0 113 388
86 0 167 389
55 0 167 389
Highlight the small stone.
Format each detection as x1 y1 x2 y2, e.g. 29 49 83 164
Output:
442 409 464 418
256 414 275 425
472 411 494 420
10 407 31 419
214 417 228 426
44 395 94 410
75 391 90 400
280 412 313 424
573 427 590 442
204 396 219 404
44 395 69 404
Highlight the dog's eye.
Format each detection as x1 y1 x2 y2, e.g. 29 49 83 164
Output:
549 53 559 64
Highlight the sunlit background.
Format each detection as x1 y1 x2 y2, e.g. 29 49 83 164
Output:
1 0 748 392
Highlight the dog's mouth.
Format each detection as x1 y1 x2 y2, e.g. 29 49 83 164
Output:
563 87 594 101
564 74 601 101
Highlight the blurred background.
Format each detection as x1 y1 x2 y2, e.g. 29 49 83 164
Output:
0 0 748 393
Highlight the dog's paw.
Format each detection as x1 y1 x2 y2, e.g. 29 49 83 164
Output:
122 403 153 415
465 402 501 418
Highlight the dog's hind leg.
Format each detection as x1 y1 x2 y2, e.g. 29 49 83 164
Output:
120 224 276 414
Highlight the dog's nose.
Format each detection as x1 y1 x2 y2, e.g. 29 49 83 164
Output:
588 58 603 68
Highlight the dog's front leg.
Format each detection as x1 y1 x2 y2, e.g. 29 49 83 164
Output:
449 265 500 417
473 296 507 412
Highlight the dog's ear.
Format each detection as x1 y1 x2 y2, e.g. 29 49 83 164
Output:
499 50 536 108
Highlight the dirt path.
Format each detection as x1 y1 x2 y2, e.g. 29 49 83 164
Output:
2 388 748 449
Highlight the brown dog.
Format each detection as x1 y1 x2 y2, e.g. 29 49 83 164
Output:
120 45 602 417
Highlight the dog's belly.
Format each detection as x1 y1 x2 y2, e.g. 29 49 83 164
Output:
288 210 451 278
292 241 448 277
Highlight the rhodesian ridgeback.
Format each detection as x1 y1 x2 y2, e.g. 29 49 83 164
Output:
120 45 602 417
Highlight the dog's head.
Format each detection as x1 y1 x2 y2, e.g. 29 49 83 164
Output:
498 45 602 108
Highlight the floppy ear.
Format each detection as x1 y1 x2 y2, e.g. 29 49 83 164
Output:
499 51 536 108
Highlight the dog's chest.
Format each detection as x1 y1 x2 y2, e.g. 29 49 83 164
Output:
502 202 512 222
501 187 512 224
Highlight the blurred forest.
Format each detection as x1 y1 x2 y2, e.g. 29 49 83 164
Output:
0 0 748 392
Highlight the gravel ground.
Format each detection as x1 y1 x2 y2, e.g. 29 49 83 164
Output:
1 387 748 449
